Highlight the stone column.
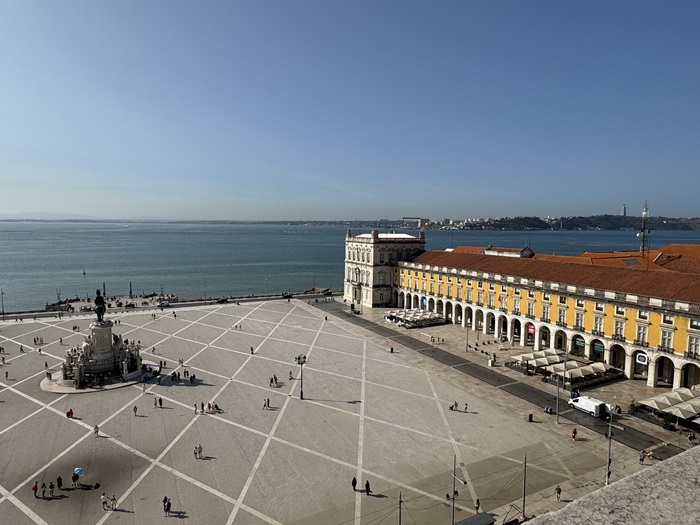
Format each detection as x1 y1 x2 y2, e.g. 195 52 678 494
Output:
646 357 657 387
604 346 611 365
624 351 635 379
673 367 683 390
533 326 542 351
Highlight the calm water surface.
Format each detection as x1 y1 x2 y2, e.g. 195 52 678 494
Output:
1 223 699 312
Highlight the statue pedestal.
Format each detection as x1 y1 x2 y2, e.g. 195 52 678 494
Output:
90 321 115 360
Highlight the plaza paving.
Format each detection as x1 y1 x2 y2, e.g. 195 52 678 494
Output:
0 299 679 524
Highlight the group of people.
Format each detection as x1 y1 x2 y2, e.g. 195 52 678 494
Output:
193 444 204 459
100 492 118 510
449 401 468 412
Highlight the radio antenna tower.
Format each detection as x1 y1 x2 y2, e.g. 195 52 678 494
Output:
637 201 650 256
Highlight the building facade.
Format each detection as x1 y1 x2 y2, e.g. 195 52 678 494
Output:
343 229 425 310
390 245 700 389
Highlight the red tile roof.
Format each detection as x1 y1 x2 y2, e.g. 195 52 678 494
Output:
408 249 700 304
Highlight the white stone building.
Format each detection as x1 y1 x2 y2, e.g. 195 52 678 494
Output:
343 229 425 310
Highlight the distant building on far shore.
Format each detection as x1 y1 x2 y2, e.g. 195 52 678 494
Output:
622 203 627 216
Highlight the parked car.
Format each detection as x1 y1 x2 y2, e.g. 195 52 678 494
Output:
125 303 136 309
217 298 228 304
157 300 170 308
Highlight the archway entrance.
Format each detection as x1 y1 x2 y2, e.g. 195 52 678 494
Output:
633 351 649 379
590 339 605 363
571 335 585 357
610 344 626 369
655 355 675 386
681 363 700 388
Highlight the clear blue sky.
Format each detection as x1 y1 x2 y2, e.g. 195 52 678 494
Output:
1 1 698 221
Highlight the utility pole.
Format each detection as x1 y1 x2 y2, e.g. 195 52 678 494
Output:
556 348 569 424
605 409 624 486
1 288 4 321
398 491 402 525
522 456 527 520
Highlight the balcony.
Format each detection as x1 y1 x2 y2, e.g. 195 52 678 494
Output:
556 321 567 328
684 352 700 362
656 345 675 354
633 339 650 348
476 302 483 307
539 316 549 322
573 324 584 331
500 307 508 313
612 334 625 342
591 330 605 336
525 314 535 320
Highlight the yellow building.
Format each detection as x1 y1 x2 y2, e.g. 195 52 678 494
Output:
394 244 700 389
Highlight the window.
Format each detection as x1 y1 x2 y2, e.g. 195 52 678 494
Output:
379 293 384 302
689 336 700 355
489 283 495 291
467 279 473 286
361 252 365 262
379 253 385 264
595 302 604 312
559 296 567 305
661 330 673 349
575 312 584 328
429 283 434 293
615 305 625 316
478 281 483 289
594 316 603 333
690 319 700 330
576 299 584 308
477 291 484 304
528 290 535 298
636 325 648 343
638 310 648 321
513 298 520 313
542 305 550 321
378 273 385 286
662 314 674 325
527 302 534 317
456 288 461 300
543 292 550 301
614 319 624 336
488 295 495 308
558 308 566 324
438 284 442 296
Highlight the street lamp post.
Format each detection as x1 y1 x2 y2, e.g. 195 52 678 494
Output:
605 410 624 486
450 455 467 524
295 354 307 400
556 347 569 424
1 288 4 321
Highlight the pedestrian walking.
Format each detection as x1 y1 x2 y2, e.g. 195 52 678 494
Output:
263 398 267 410
571 428 577 441
555 485 562 501
250 346 254 354
194 404 197 414
101 492 109 510
197 444 203 459
475 498 480 513
154 397 158 407
365 480 371 495
56 475 63 490
49 481 55 497
273 374 277 385
32 481 38 498
163 495 168 513
4 371 8 380
40 482 46 498
71 473 79 488
142 383 146 394
165 498 171 516
133 406 138 417
200 402 204 413
639 452 645 464
159 397 163 408
194 445 198 459
267 398 271 409
464 402 468 412
289 371 293 380
94 425 99 437
111 494 117 510
351 477 357 491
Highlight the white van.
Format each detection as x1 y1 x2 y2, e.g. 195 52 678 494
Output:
157 300 170 308
567 396 609 418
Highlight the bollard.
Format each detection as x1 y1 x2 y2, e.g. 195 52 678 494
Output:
528 413 533 422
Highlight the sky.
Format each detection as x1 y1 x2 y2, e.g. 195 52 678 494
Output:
1 1 698 221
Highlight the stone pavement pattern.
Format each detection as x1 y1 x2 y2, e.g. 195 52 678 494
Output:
0 300 660 524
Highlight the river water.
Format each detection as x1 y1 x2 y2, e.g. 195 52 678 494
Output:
1 222 699 312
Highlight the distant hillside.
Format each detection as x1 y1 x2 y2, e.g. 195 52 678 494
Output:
455 215 700 231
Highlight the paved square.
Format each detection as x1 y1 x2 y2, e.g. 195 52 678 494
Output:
0 300 642 524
